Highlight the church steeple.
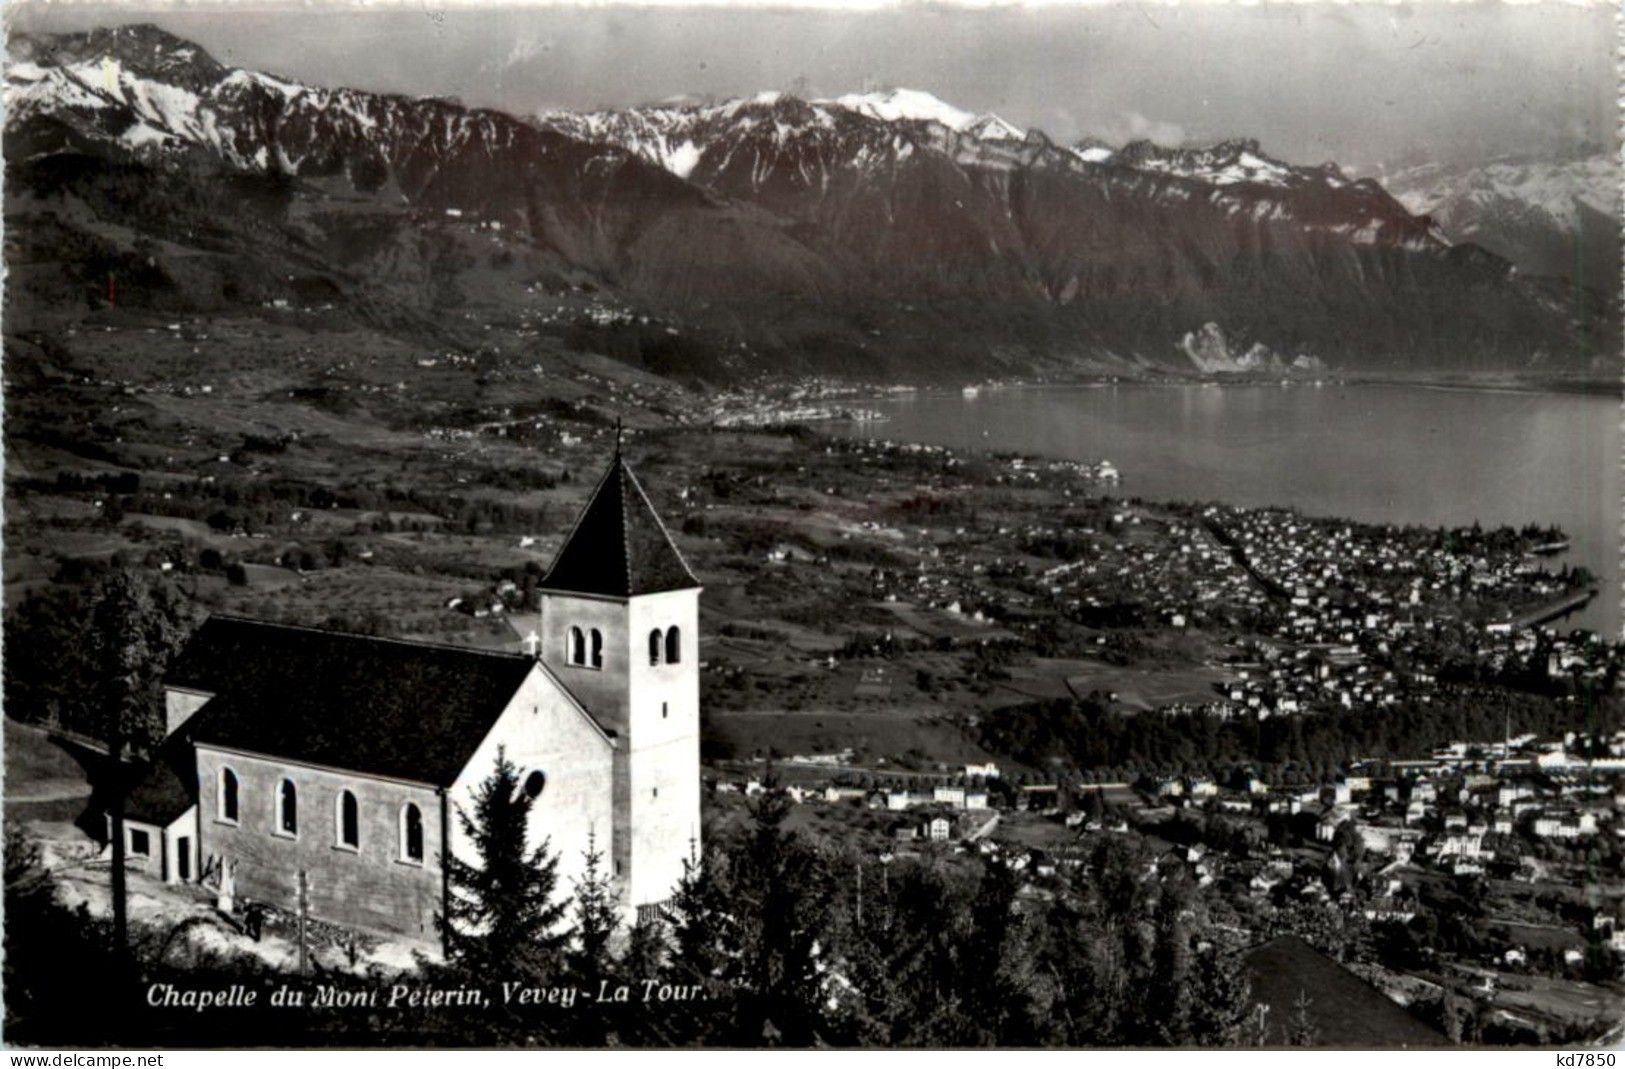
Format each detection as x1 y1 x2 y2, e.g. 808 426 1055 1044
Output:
540 454 699 600
532 446 702 917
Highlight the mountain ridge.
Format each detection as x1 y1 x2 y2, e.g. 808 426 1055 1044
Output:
5 24 1617 382
1377 150 1619 288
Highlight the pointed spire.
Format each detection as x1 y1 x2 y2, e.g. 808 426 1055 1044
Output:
539 451 699 598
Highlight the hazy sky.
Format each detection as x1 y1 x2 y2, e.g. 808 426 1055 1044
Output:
7 1 1615 168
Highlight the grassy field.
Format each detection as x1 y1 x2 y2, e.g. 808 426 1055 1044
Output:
1490 974 1624 1033
4 718 98 802
4 718 103 835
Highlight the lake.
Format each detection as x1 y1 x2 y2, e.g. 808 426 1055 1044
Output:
833 383 1621 639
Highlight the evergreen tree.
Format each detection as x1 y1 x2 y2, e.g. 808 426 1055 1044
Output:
952 858 1038 1045
664 841 734 994
564 831 621 1045
84 568 192 970
1143 885 1195 1044
1187 944 1254 1046
86 566 194 752
568 830 619 988
871 861 970 1045
1035 879 1115 1045
659 842 737 1044
728 783 835 1045
828 858 903 1045
440 748 570 979
1286 988 1319 1046
612 914 674 1046
622 914 667 979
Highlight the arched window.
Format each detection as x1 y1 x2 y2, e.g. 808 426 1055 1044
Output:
277 779 298 837
589 628 603 669
218 767 239 824
665 625 681 665
336 790 359 850
648 629 664 666
400 803 424 863
567 626 586 666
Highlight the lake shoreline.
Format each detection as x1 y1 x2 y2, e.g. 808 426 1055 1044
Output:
858 371 1623 401
830 381 1620 638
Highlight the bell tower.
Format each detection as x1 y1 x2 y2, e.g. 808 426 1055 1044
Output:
535 448 701 915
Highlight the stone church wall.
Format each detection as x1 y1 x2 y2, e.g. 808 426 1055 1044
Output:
195 746 444 941
450 666 615 923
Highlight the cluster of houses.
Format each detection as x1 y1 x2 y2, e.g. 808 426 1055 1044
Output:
816 437 1127 628
1037 512 1264 631
1212 505 1577 625
701 380 905 429
1144 732 1623 896
1208 505 1616 679
709 733 1625 980
716 760 1005 816
1074 503 1622 723
1201 638 1417 719
715 778 994 813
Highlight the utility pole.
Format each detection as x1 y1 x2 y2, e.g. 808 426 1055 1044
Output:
109 732 129 973
297 870 310 976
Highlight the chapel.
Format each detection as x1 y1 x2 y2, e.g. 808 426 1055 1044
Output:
115 450 703 940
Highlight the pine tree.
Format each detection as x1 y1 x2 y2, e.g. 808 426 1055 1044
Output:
568 830 619 988
660 842 736 1044
953 857 1037 1045
729 783 835 1046
1141 885 1195 1045
1187 944 1254 1046
85 568 192 972
85 567 193 753
561 831 621 1045
828 858 901 1045
664 841 733 993
440 748 570 979
611 914 673 1046
1036 882 1121 1045
1286 988 1319 1046
622 914 667 978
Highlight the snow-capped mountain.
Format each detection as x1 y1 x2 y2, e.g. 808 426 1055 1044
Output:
5 24 1615 380
543 93 1366 198
6 24 713 222
1380 152 1620 286
535 87 1042 199
1113 138 1355 192
821 87 1023 140
537 90 1445 252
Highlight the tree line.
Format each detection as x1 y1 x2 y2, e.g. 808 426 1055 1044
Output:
5 753 1262 1048
978 685 1621 779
